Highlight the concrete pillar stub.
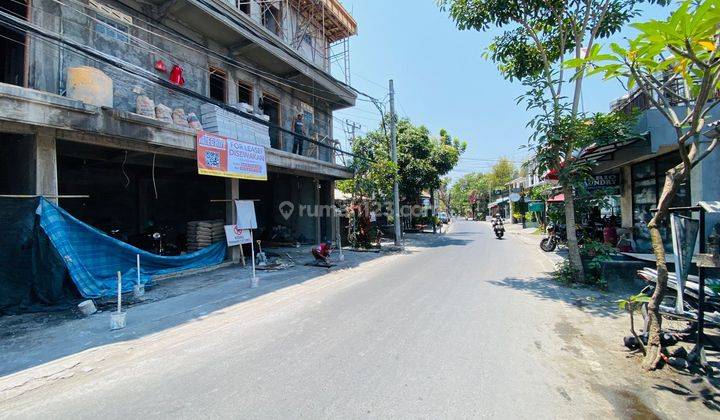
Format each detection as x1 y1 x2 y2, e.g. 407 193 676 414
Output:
34 127 58 204
226 178 241 263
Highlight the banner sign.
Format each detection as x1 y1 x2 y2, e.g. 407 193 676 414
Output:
585 173 620 191
197 131 267 181
670 214 700 314
235 200 258 229
224 225 252 246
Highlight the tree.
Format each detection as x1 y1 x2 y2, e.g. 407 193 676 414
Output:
337 129 395 201
437 177 453 213
450 172 491 218
341 117 465 225
580 0 720 370
488 158 517 189
439 0 667 282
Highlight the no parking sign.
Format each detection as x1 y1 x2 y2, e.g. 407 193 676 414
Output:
224 225 252 246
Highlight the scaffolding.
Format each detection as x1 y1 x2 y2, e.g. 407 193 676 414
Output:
234 0 356 84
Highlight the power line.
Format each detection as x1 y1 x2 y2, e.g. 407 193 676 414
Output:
0 10 363 160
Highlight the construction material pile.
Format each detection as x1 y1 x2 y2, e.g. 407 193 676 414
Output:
186 220 225 252
200 103 271 147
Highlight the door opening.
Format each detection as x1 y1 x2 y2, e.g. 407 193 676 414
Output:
0 0 27 86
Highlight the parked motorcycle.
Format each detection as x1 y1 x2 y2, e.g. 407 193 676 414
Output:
540 223 587 252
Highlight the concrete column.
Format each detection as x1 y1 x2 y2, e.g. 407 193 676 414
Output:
226 72 238 105
314 178 321 244
34 128 58 204
329 180 336 243
620 165 633 229
225 178 241 263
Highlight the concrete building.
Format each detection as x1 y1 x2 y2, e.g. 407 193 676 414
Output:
0 0 357 259
590 90 720 251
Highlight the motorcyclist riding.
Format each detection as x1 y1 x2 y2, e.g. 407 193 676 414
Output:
491 214 505 239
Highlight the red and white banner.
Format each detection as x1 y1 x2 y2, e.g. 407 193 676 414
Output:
196 131 267 181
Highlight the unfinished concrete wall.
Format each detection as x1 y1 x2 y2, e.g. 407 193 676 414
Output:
26 0 334 161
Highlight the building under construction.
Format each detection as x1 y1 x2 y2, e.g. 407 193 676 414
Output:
0 0 358 296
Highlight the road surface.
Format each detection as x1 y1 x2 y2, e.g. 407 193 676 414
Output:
0 220 713 418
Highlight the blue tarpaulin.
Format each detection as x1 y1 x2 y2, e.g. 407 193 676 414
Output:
37 198 226 298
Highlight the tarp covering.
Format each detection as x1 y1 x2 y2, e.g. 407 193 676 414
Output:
0 198 69 312
37 198 226 299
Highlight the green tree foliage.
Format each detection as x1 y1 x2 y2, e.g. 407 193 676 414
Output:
449 172 491 217
340 117 466 205
488 157 517 188
439 0 665 283
573 0 720 370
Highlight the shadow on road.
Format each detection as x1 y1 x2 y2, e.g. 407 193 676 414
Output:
653 379 720 412
488 276 623 319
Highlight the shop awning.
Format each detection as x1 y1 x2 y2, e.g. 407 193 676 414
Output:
487 197 509 209
578 134 649 163
547 193 565 203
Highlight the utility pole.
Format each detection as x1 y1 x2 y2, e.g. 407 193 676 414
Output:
345 120 361 147
389 80 401 246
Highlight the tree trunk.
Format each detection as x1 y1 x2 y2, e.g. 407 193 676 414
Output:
643 223 667 370
430 188 437 234
562 183 585 283
642 170 683 370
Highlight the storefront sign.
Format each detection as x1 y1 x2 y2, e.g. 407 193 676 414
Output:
224 225 252 246
586 173 620 191
196 131 267 181
528 202 544 212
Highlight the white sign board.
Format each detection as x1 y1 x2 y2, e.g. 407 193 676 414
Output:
235 200 257 229
509 192 521 202
224 225 252 246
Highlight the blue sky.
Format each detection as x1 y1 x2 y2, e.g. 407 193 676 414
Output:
333 0 671 180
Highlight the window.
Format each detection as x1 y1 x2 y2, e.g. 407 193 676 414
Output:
262 3 281 35
237 81 253 106
631 153 691 252
236 0 250 14
209 67 227 102
0 0 27 86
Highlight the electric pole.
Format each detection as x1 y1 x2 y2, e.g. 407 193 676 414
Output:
345 119 361 147
389 79 401 246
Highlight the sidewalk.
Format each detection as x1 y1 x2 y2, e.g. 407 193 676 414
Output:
505 222 568 267
0 243 391 379
0 229 455 393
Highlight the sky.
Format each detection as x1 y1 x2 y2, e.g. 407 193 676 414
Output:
332 0 671 181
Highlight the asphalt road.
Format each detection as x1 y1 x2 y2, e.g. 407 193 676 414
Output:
0 220 693 418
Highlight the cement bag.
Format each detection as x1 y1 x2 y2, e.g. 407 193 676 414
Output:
136 95 155 118
172 108 189 127
187 112 203 131
155 103 173 123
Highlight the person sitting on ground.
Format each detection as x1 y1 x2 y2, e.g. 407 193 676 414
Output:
312 242 332 264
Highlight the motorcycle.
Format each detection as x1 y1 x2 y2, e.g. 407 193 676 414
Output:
492 218 505 239
540 223 587 252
